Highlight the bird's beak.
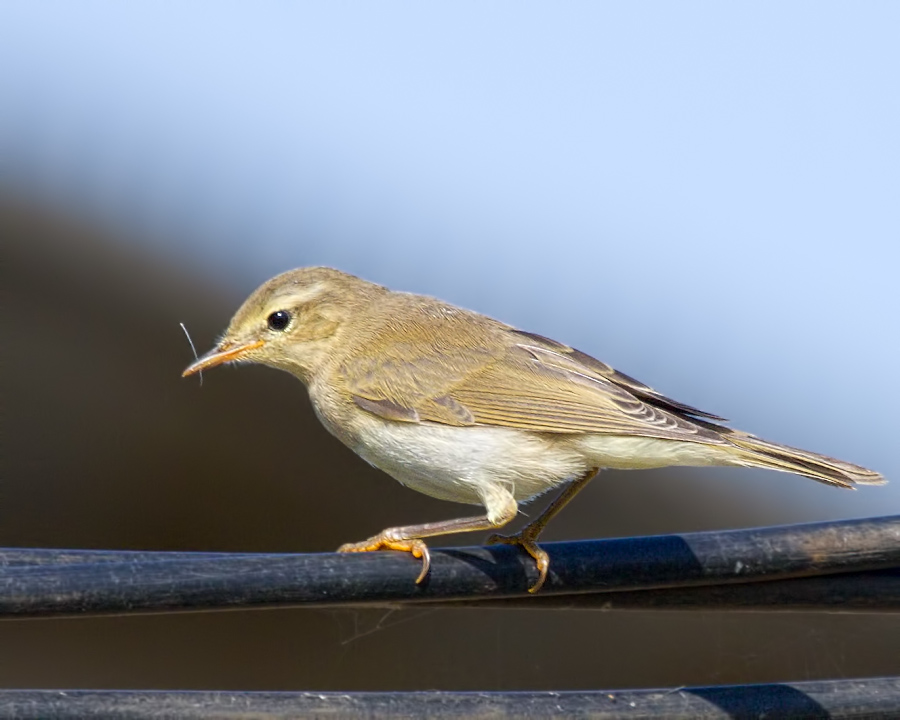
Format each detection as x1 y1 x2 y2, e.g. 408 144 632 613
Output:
182 339 265 377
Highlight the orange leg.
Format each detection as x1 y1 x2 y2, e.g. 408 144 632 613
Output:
488 468 600 593
338 509 516 585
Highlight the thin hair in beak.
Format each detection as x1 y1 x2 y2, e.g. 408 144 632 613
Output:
179 322 203 386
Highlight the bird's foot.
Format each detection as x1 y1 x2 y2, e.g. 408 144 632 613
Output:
486 527 550 593
338 533 431 584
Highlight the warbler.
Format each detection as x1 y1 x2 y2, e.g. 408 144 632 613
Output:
184 267 883 592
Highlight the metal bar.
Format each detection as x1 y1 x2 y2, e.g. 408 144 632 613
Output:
0 515 897 617
442 568 900 612
0 678 899 719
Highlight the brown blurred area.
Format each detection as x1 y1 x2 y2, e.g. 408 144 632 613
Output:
2 197 898 691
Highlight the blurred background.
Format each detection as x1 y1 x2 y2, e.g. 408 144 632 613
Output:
2 1 899 692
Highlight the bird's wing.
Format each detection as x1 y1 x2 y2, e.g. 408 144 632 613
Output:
339 307 504 426
341 316 727 443
509 330 727 421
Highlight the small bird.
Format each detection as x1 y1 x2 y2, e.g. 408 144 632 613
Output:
183 267 884 592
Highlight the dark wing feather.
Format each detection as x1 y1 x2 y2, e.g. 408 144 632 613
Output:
510 330 727 421
447 345 726 443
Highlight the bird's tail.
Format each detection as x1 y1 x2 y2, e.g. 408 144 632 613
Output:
726 433 884 488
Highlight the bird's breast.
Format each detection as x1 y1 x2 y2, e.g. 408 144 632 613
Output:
311 385 590 506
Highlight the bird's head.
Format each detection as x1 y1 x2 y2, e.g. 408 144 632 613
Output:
182 266 385 383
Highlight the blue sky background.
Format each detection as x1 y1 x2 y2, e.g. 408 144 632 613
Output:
2 1 898 515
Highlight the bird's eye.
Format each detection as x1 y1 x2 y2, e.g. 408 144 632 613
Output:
266 310 292 331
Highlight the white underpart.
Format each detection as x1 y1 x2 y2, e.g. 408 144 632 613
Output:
344 417 737 521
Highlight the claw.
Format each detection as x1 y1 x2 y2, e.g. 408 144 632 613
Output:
338 534 431 584
487 531 550 593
